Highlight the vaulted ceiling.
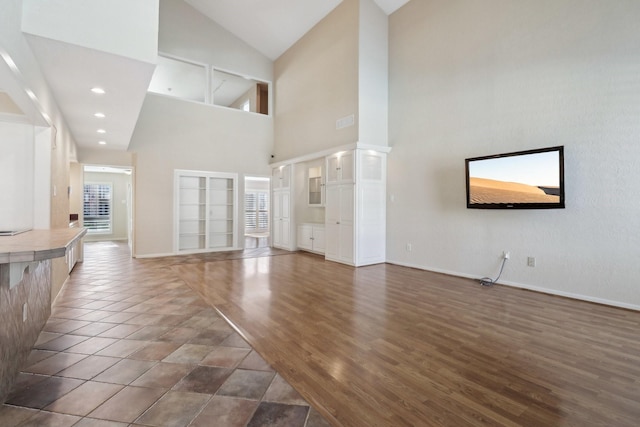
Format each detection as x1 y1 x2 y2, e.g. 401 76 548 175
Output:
6 0 410 152
185 0 410 60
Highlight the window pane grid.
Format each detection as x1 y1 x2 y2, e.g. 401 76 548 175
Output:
245 191 268 232
84 183 112 234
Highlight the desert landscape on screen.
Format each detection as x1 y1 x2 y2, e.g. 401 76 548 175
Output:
469 177 560 204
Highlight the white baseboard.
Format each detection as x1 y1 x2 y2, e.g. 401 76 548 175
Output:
386 259 640 312
133 252 176 259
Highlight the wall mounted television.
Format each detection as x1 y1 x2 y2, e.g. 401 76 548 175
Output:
465 146 565 209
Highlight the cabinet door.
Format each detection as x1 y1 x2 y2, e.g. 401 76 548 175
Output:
272 164 291 190
281 217 291 247
312 227 325 254
272 189 291 249
273 215 283 246
337 185 354 262
326 151 354 184
324 184 354 263
339 151 354 183
297 225 313 251
324 185 340 259
326 155 340 184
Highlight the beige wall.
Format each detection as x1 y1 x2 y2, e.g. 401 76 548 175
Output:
69 162 83 221
387 0 640 309
129 94 273 256
358 0 388 146
274 0 359 161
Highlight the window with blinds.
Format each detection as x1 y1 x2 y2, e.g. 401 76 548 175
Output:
84 183 112 234
245 191 268 232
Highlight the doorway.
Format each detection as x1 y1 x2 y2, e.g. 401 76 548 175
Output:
82 165 134 253
244 176 270 248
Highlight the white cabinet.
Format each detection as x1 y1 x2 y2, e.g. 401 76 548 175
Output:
272 189 291 249
326 151 354 184
175 170 238 253
324 149 386 266
272 164 291 190
297 223 325 254
272 164 295 250
325 185 354 263
308 166 324 207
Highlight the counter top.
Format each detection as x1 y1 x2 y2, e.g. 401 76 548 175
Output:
0 228 87 264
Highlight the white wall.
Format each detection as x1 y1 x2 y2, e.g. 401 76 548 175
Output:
0 122 34 232
128 0 275 257
129 94 273 256
33 126 52 229
159 0 272 82
22 0 158 64
387 0 640 309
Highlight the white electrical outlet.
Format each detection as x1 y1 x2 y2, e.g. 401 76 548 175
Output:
503 251 510 259
406 243 412 252
527 257 536 267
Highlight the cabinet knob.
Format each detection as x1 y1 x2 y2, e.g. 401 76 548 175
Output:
336 221 340 225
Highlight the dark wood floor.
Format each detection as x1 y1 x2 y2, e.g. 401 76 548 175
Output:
167 251 640 427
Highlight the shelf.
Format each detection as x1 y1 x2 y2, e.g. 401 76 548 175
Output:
176 170 238 253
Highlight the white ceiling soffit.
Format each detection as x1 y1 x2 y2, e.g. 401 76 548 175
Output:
84 165 132 174
24 34 156 151
374 0 410 15
185 0 410 61
0 50 49 126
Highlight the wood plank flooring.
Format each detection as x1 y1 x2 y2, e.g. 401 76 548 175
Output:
166 252 640 427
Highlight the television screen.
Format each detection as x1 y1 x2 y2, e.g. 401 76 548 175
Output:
465 146 565 209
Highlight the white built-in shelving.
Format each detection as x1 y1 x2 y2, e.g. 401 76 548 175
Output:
174 170 238 253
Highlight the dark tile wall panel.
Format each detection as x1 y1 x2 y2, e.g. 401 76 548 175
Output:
0 260 51 403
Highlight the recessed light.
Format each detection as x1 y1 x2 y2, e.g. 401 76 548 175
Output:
94 112 105 118
98 141 107 145
97 129 106 134
91 87 105 94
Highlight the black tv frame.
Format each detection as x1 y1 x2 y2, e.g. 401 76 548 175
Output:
465 145 565 209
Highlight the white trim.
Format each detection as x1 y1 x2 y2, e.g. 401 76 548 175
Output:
386 259 640 312
270 142 392 168
147 92 272 118
133 252 176 259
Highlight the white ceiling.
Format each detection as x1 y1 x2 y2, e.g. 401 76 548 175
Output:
185 0 410 60
18 0 410 152
24 34 155 152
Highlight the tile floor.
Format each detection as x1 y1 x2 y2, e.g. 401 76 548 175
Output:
0 241 331 427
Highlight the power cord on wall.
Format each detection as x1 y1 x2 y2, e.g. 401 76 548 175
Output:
479 255 508 286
